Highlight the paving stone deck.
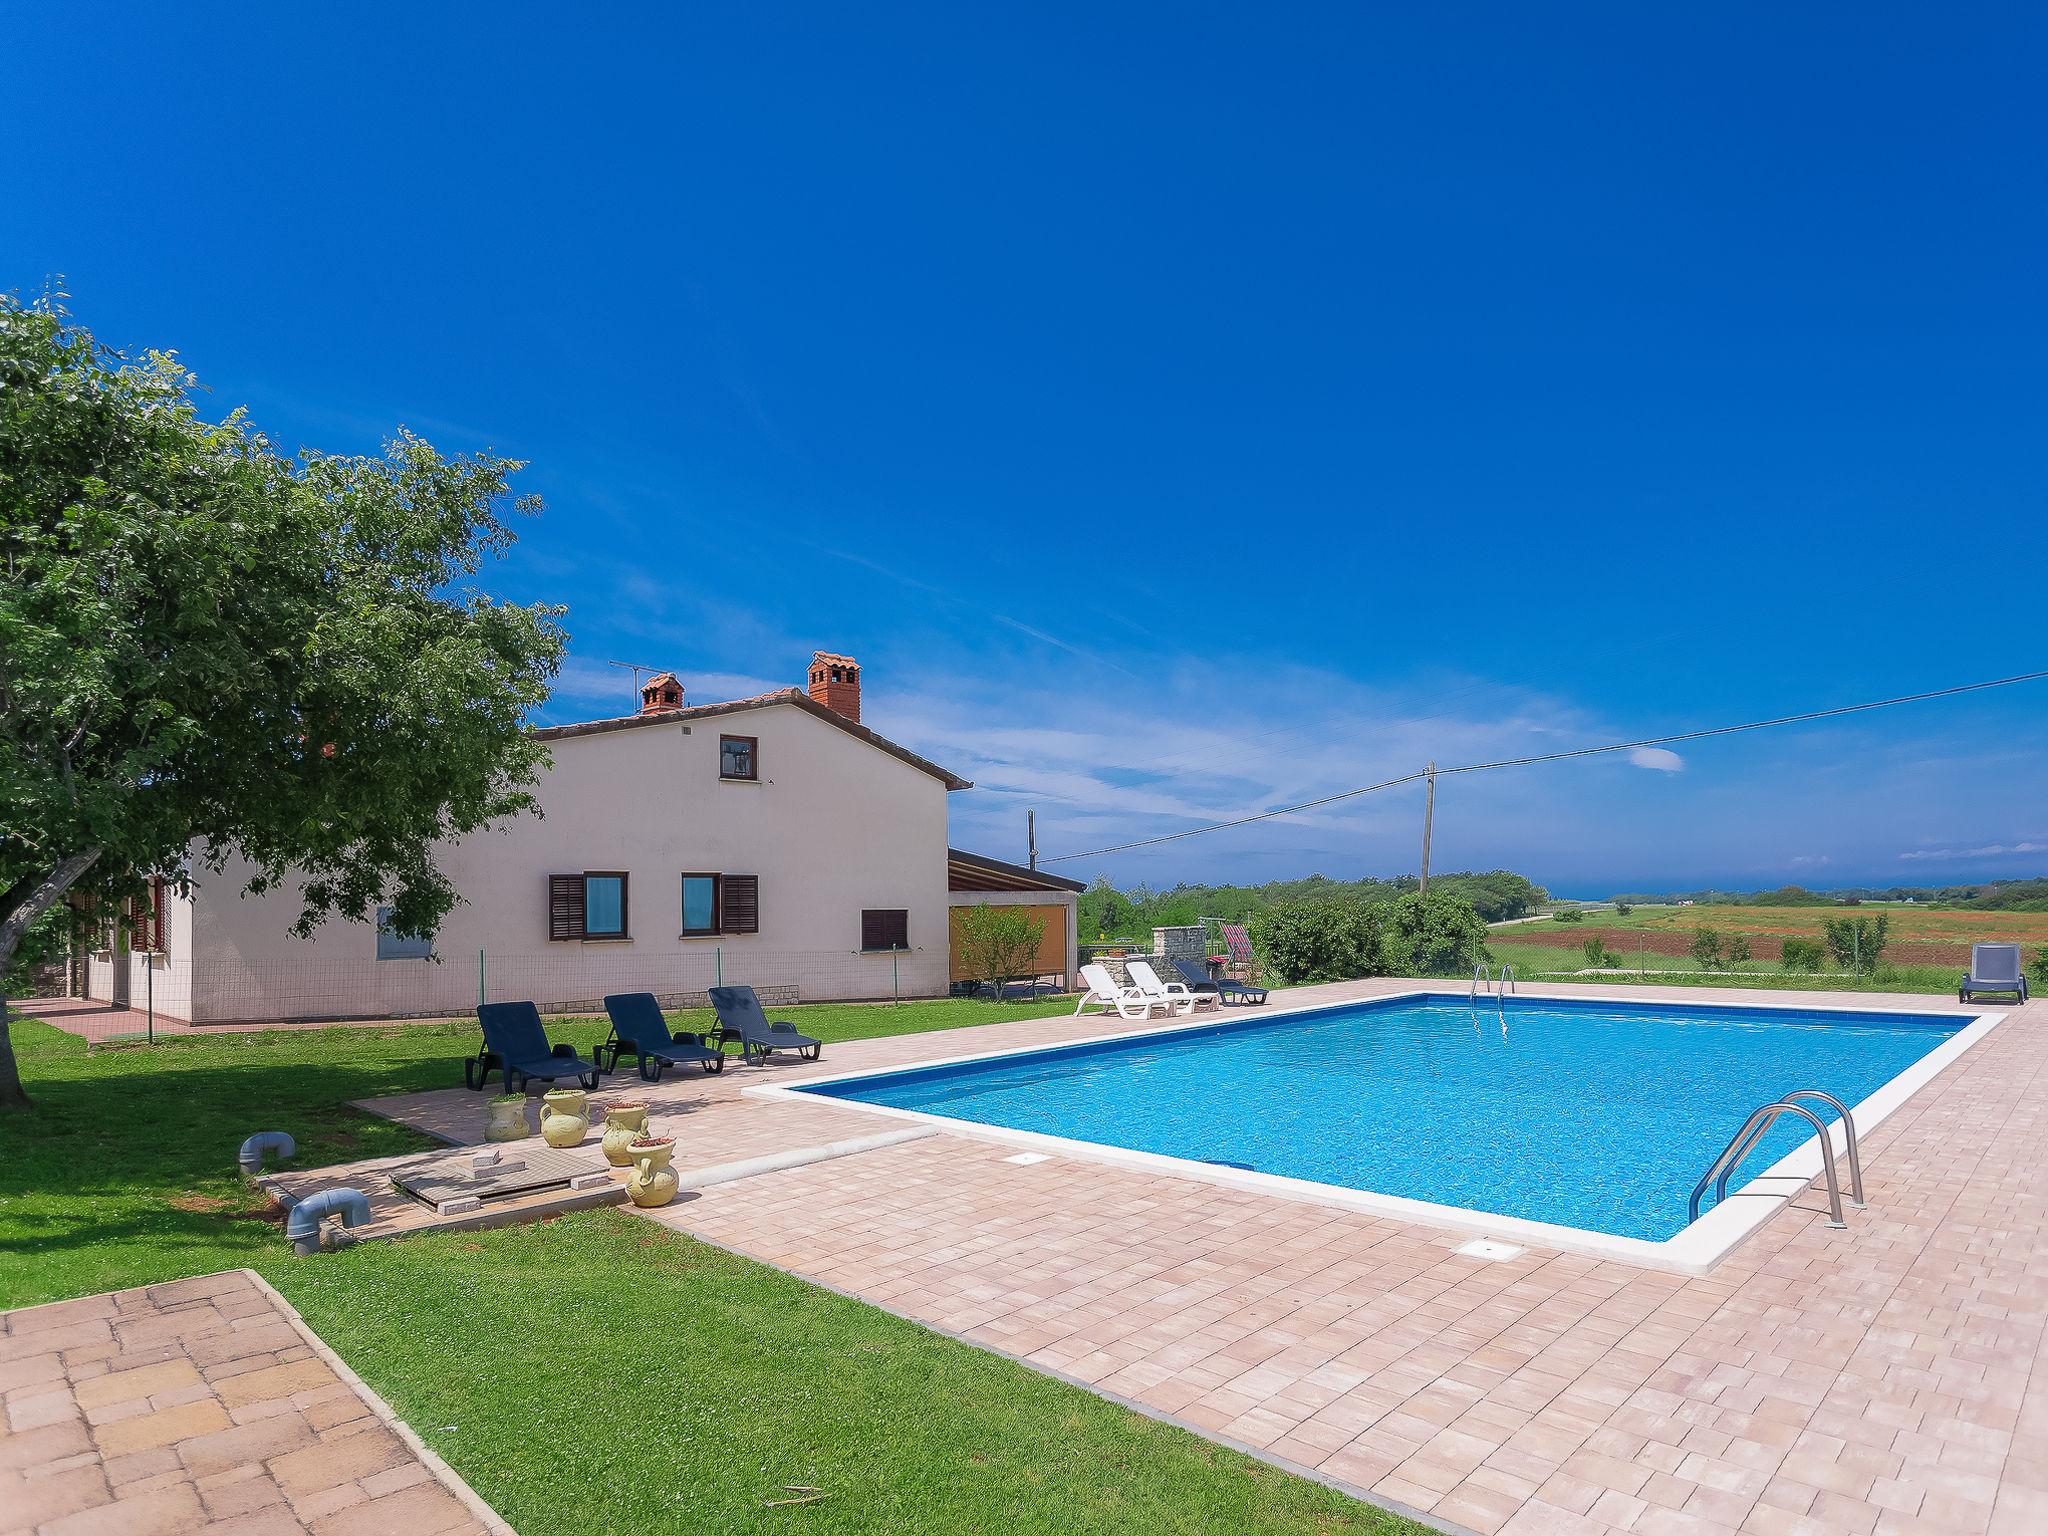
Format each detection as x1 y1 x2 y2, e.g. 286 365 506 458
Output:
0 1268 507 1536
356 979 2047 1536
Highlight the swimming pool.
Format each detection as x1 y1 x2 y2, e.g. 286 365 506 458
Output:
790 993 1981 1249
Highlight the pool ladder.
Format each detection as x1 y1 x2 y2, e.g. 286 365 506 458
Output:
1687 1090 1865 1229
1469 963 1515 1027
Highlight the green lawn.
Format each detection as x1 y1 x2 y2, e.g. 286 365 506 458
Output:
0 1002 1421 1536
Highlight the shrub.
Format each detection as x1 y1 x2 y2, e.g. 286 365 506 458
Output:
1384 891 1490 976
1581 935 1606 966
1256 899 1389 984
952 903 1046 994
1822 912 1889 973
2030 949 2048 989
1781 937 1826 970
1727 934 1753 964
1612 900 1633 917
1552 908 1584 924
1689 927 1724 968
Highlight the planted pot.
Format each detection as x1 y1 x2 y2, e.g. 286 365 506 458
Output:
485 1095 530 1142
626 1137 678 1208
600 1103 650 1167
540 1088 590 1149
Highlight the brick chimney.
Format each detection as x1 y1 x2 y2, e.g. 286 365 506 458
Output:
639 671 683 714
807 652 861 723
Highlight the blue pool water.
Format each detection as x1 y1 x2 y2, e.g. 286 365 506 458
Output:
800 994 1966 1241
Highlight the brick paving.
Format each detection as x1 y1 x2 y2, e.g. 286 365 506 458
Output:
0 1269 506 1536
357 979 2043 1535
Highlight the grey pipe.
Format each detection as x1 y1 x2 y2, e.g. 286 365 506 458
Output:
238 1131 297 1176
284 1187 371 1256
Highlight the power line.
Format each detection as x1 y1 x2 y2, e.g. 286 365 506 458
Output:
1039 668 2048 865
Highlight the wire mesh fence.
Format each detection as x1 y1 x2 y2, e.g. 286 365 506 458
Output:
23 941 999 1046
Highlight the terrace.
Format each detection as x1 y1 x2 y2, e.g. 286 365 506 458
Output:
7 977 2043 1536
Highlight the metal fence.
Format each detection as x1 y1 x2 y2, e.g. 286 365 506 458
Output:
21 941 993 1046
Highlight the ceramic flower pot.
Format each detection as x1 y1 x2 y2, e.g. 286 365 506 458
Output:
600 1103 649 1167
540 1088 590 1149
485 1096 530 1142
626 1138 678 1208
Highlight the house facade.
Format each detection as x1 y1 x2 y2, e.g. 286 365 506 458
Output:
82 652 988 1023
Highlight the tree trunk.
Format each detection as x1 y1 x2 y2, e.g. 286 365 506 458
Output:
0 847 104 1111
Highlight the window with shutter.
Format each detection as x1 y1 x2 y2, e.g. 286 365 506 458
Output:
548 873 630 939
147 876 167 954
721 875 759 934
860 909 909 951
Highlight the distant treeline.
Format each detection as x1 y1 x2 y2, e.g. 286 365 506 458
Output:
1079 869 1547 939
1607 879 2048 912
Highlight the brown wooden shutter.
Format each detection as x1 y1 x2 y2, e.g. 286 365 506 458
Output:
861 909 908 951
721 875 759 934
548 875 585 940
148 877 166 953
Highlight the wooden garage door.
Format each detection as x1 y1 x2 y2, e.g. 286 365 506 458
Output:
949 903 1069 983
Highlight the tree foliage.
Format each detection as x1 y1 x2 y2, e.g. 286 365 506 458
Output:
952 903 1046 994
1078 868 1545 940
1383 890 1490 976
1688 927 1724 968
0 292 565 1106
1255 898 1390 985
1822 912 1889 973
1780 937 1826 971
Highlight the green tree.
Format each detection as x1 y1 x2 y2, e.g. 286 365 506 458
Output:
1581 935 1606 967
952 903 1045 995
1384 890 1490 976
1255 898 1388 984
0 293 565 1108
1822 912 1890 973
1552 907 1584 924
1612 900 1633 917
1727 934 1753 964
1689 927 1724 968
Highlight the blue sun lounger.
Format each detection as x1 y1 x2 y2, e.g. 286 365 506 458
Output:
1172 955 1269 1006
599 992 727 1081
707 985 823 1064
1960 942 2029 1004
465 1001 601 1092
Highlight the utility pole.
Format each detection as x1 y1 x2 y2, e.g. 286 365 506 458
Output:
1027 809 1037 871
1419 761 1436 895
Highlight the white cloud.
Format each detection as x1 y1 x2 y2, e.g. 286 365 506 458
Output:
1627 747 1684 773
1901 838 2047 861
1790 854 1831 866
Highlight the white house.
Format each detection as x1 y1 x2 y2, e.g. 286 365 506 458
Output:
80 651 1073 1024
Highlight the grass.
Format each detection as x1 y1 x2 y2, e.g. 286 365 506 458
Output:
280 1211 1404 1536
0 995 1076 1308
0 997 1423 1534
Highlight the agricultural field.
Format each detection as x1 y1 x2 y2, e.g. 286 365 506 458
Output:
1501 901 2048 968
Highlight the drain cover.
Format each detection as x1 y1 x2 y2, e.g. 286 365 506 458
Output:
1455 1237 1526 1262
388 1146 613 1215
1003 1151 1052 1165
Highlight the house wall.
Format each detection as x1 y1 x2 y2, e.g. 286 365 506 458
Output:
82 886 196 1024
179 701 953 1022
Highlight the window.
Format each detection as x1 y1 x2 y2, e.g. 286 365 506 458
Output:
677 873 759 937
548 872 630 940
719 734 758 781
861 909 909 952
680 873 720 937
376 905 433 961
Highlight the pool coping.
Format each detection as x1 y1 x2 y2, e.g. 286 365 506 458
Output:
742 987 2006 1276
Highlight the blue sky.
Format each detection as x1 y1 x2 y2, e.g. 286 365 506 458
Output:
6 6 2044 895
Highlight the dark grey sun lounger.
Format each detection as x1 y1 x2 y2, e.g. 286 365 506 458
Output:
465 1000 601 1092
599 992 727 1081
1172 956 1269 1006
1960 942 2030 1003
707 985 823 1064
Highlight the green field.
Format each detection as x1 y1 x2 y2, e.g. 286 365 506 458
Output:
0 1003 1419 1536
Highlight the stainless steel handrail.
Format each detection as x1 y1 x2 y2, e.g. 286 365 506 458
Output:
1689 1100 1849 1228
1499 965 1515 995
1780 1091 1862 1207
1470 963 1492 1004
